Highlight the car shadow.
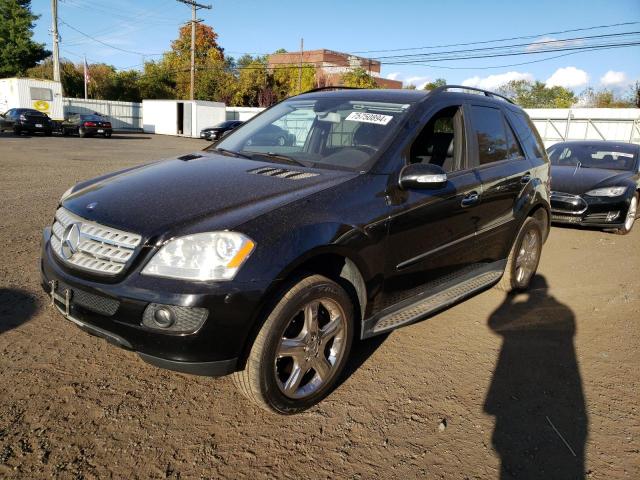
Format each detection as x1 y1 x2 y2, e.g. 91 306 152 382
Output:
335 333 389 390
484 275 588 479
0 288 39 335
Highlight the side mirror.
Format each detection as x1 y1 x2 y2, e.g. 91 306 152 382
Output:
399 163 447 190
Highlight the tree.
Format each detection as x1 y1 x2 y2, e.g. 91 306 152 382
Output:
0 0 49 76
497 80 576 108
341 67 377 88
26 58 84 97
423 78 446 91
138 61 176 99
577 87 634 108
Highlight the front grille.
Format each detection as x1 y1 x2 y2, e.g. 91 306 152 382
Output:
53 281 120 316
551 214 582 223
550 191 588 214
50 207 142 276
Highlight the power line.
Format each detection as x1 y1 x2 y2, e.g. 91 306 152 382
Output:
351 21 640 54
60 20 164 56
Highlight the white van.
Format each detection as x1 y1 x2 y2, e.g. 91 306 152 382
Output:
0 78 64 121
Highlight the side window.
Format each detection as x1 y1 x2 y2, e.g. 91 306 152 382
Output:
507 110 546 160
504 118 525 160
30 87 53 101
469 105 508 165
409 105 465 173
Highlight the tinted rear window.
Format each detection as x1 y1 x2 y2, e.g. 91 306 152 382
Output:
81 115 106 121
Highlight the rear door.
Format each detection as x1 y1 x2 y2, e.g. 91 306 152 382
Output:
467 102 532 263
382 100 483 307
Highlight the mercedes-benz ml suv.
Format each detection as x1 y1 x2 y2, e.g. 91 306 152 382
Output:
41 86 551 414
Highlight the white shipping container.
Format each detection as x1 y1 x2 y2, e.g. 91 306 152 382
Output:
142 99 225 138
0 77 64 120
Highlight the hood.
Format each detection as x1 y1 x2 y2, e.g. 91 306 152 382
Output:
63 152 356 240
550 165 634 195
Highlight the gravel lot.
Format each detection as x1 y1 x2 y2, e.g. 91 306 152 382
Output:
0 132 638 479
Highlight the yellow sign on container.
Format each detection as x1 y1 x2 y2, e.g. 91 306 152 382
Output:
33 100 50 112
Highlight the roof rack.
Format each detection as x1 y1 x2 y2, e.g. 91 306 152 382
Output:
431 85 515 104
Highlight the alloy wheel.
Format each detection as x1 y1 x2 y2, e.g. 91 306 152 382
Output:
515 229 540 286
624 195 637 232
274 298 347 399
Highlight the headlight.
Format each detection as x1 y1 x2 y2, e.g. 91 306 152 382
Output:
142 232 255 281
60 186 74 202
585 186 627 197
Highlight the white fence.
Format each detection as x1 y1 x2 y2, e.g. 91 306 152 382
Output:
63 98 142 131
525 108 640 148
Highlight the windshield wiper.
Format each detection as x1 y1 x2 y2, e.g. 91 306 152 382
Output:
245 151 307 168
212 147 252 159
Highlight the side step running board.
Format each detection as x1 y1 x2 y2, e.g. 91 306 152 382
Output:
362 266 503 338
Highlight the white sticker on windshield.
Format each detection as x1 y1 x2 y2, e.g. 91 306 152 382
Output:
346 112 393 125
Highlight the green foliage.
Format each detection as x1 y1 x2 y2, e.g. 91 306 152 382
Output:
26 58 84 97
497 80 576 108
341 67 378 89
423 78 446 91
578 87 635 108
0 0 49 76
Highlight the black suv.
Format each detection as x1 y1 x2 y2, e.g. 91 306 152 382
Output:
1 108 54 135
41 86 550 413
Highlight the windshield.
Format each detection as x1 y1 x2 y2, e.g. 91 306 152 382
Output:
548 144 638 171
208 97 414 171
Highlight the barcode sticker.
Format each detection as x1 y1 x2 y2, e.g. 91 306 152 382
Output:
346 112 393 125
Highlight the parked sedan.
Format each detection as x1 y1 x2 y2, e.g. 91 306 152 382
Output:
548 140 639 234
61 114 112 138
200 120 243 141
1 108 54 135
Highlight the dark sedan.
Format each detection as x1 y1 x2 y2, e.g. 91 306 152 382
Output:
1 108 54 135
246 123 295 147
61 114 112 138
200 120 243 141
548 141 639 234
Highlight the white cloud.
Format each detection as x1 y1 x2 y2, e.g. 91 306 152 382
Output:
526 36 585 52
386 72 401 81
461 71 534 91
405 76 430 86
600 70 628 87
545 66 589 88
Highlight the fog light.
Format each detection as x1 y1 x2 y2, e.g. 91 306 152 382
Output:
153 308 175 328
142 303 208 333
606 211 620 221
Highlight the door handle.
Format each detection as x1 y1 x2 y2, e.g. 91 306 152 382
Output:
521 173 532 184
461 191 480 207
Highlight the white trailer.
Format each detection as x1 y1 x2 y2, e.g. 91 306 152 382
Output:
142 99 226 138
0 77 64 121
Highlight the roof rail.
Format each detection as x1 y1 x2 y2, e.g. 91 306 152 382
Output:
431 84 515 104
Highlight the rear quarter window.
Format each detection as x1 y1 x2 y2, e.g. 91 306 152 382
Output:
507 109 546 160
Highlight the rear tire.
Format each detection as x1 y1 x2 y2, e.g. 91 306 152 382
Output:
497 216 543 292
104 132 112 138
616 193 637 235
232 274 354 414
79 128 87 138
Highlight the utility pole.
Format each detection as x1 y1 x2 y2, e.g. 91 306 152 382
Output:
298 38 304 94
177 0 211 100
51 0 60 82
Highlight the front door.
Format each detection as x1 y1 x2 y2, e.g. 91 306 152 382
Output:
381 102 483 309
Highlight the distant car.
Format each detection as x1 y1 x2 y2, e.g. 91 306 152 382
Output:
548 140 639 234
1 108 54 135
246 124 295 147
200 120 243 141
61 114 112 138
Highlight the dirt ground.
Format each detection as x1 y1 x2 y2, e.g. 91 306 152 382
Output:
0 132 638 479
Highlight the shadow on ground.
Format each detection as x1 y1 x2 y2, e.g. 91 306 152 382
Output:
484 275 588 479
0 288 39 335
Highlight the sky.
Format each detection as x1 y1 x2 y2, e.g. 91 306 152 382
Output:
31 0 640 94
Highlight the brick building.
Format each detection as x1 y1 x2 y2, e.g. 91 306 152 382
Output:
267 49 402 89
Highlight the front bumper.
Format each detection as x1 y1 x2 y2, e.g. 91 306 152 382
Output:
550 192 631 228
40 227 266 376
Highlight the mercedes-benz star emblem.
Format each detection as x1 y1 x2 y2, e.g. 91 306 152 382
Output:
61 223 82 260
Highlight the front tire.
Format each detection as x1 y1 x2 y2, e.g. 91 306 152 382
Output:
616 193 637 235
233 274 354 414
497 216 543 292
